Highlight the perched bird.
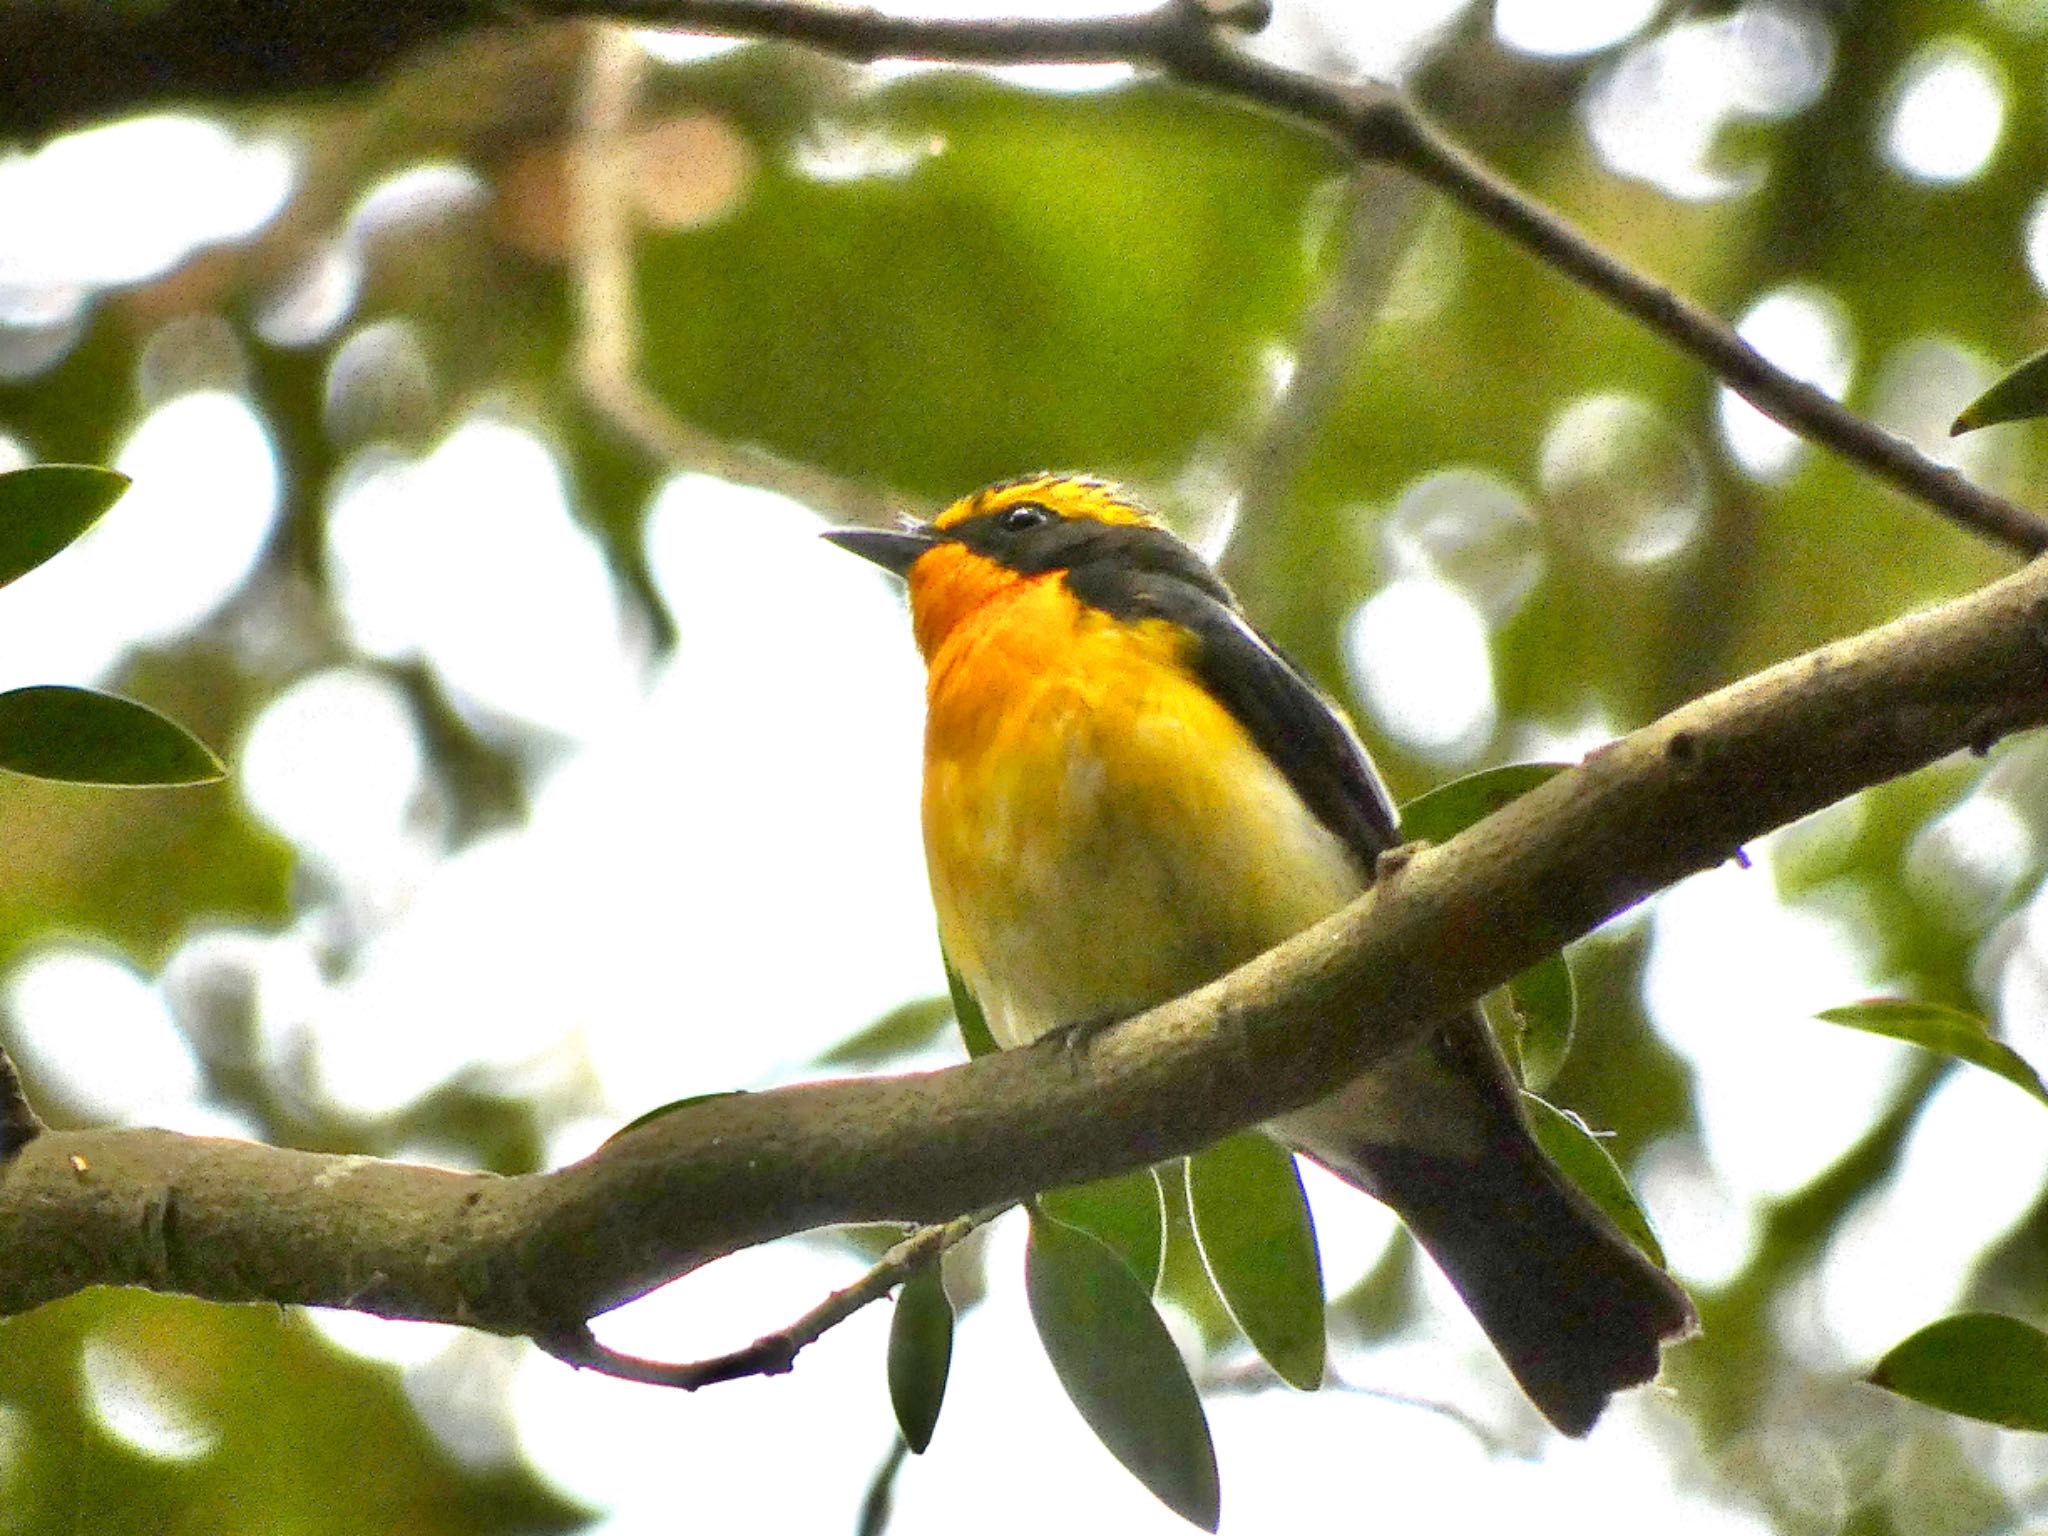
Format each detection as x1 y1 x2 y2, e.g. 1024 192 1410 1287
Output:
825 472 1694 1435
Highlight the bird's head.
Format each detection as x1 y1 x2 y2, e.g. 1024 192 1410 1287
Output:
824 473 1223 658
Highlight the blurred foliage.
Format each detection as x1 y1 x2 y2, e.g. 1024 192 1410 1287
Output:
3 1 2048 1532
0 1291 585 1536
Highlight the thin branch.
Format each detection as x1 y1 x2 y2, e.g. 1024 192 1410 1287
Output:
1221 167 1424 589
7 0 2040 550
567 26 905 527
2 549 2045 1336
1202 1354 1528 1458
1378 113 2048 556
0 1045 43 1160
539 1203 1006 1388
546 0 2048 556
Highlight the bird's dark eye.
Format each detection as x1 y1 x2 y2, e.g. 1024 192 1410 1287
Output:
997 503 1053 534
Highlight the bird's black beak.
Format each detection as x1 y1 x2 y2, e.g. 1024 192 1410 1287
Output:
820 525 938 578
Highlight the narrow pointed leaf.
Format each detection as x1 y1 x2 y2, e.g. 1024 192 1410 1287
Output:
1952 347 2048 434
0 464 129 588
1038 1166 1166 1290
1398 762 1567 844
818 995 954 1067
1523 1093 1665 1268
1504 952 1575 1091
942 952 999 1058
1817 999 2048 1107
1185 1134 1325 1390
0 685 223 786
1026 1210 1220 1532
1869 1313 2048 1430
887 1267 955 1453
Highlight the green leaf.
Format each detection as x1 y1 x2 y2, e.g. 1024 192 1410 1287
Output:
0 464 129 588
1038 1166 1167 1292
602 1089 747 1146
1523 1093 1665 1268
0 685 223 787
817 995 954 1067
1025 1210 1220 1532
1184 1134 1326 1390
1952 347 2048 434
887 1267 955 1453
1503 952 1575 1092
1869 1313 2048 1430
1816 999 2048 1107
943 952 999 1059
1398 762 1567 845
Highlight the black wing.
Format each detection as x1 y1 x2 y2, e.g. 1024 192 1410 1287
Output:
1068 558 1400 870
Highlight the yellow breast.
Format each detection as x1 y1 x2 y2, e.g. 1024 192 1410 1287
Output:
920 579 1365 1047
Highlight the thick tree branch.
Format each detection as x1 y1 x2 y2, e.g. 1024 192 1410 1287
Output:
3 551 2046 1338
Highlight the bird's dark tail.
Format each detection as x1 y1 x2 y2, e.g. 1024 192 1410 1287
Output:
1278 1019 1696 1436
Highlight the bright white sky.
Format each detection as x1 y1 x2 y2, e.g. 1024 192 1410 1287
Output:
0 1 2042 1531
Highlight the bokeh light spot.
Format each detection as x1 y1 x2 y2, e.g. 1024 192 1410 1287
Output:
1717 286 1853 480
0 392 279 690
791 123 943 184
1816 1066 2048 1362
0 114 294 293
136 313 247 406
6 949 201 1125
632 29 752 64
327 417 636 738
1343 576 1497 762
241 666 433 888
323 317 437 447
1867 335 2002 481
79 1337 218 1464
2026 191 2048 295
1644 857 1899 1205
1539 393 1707 565
1584 5 1832 199
1379 467 1543 623
1883 40 2005 184
1496 0 1657 58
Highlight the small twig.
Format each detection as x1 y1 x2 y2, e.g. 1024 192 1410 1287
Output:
1202 1353 1528 1457
541 1203 1007 1388
0 1044 44 1160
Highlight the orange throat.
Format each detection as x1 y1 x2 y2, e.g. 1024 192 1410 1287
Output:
906 544 1045 661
